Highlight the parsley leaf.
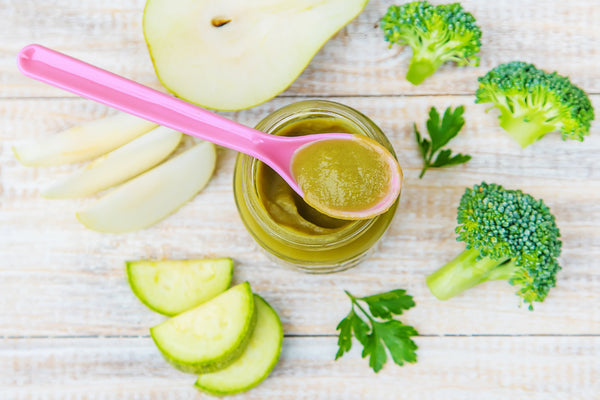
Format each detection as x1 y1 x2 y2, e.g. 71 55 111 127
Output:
335 289 418 373
374 320 418 366
362 331 387 372
415 105 471 178
335 310 355 360
361 288 415 319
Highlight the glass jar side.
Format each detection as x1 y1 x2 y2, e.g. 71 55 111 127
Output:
233 100 400 273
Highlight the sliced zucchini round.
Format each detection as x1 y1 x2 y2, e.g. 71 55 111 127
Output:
126 258 233 316
195 294 283 395
150 282 256 374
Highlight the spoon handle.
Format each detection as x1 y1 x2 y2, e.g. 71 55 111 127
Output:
17 44 268 159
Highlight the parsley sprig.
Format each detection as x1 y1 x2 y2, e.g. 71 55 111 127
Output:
415 105 472 178
335 289 418 373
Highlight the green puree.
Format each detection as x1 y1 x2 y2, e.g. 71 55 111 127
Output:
257 118 363 236
291 137 390 214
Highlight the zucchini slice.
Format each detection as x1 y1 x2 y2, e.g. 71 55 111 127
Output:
150 282 255 374
127 258 233 316
195 294 283 395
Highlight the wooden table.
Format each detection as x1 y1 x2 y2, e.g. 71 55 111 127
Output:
2 1 599 398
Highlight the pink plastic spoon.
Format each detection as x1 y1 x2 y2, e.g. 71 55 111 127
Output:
17 44 401 219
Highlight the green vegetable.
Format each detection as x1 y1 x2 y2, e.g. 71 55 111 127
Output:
475 61 595 147
426 182 562 309
126 258 233 316
414 105 471 178
150 282 256 374
195 295 283 395
335 289 418 373
381 1 482 85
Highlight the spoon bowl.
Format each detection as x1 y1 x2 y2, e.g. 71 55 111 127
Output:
17 44 401 219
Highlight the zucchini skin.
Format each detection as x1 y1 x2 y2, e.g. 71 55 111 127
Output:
126 257 233 316
194 295 284 395
150 282 256 374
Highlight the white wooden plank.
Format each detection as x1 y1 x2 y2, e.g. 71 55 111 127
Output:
2 1 599 397
1 97 599 336
1 0 599 98
1 336 598 399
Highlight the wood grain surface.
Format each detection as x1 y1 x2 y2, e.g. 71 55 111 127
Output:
2 337 599 399
2 0 599 98
1 0 599 399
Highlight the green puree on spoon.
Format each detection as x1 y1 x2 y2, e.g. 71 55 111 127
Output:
291 134 401 220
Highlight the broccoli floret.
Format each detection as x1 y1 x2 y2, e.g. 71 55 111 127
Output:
476 61 595 147
426 182 562 310
381 1 482 85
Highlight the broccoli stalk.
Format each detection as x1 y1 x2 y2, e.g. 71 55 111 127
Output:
381 1 482 85
476 62 595 147
426 182 562 309
497 108 557 148
426 248 510 300
407 59 438 87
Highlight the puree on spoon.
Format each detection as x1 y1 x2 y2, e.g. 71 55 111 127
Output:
291 134 400 219
257 119 355 236
256 117 401 236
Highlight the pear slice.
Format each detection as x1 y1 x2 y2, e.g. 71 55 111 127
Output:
42 126 182 198
151 282 256 374
13 113 157 166
143 0 368 111
76 141 216 233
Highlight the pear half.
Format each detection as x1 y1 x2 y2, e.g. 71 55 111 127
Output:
143 0 369 111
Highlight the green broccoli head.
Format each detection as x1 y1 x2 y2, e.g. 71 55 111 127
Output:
476 61 595 147
381 1 482 85
427 182 562 309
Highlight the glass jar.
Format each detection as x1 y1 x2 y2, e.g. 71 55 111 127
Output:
233 100 400 273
